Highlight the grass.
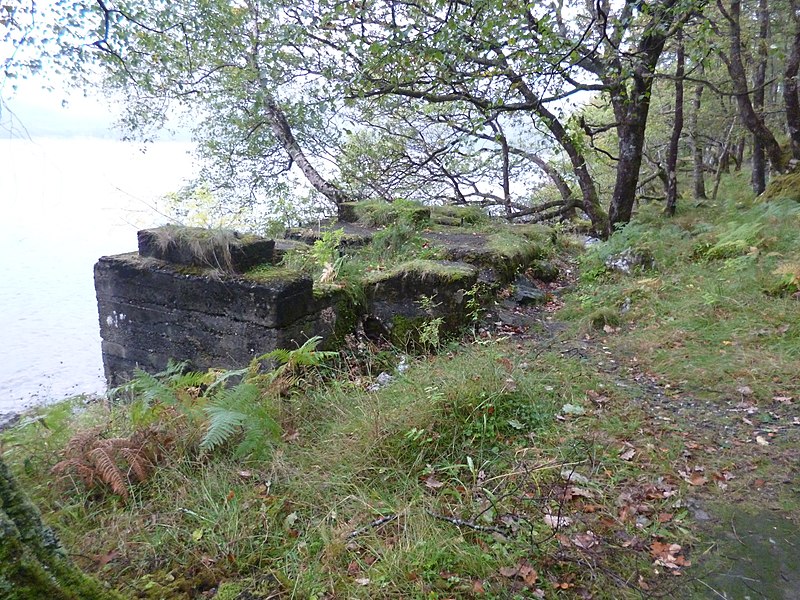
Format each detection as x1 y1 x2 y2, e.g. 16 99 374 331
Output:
561 194 800 403
4 182 800 598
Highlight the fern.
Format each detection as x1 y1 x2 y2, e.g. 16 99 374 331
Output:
52 426 172 500
257 336 339 395
200 382 280 458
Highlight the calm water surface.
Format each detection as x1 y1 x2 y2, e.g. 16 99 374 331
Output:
0 137 195 418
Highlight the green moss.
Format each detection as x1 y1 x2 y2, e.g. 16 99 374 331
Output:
313 284 365 348
588 307 621 330
243 264 303 283
352 199 431 228
759 172 800 202
430 205 488 226
363 259 477 285
213 581 246 600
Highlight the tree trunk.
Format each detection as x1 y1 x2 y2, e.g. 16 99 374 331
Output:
537 107 608 235
607 0 678 229
665 30 685 216
691 66 707 199
609 114 649 228
751 0 769 194
259 86 349 205
785 0 800 161
0 457 122 600
721 0 785 173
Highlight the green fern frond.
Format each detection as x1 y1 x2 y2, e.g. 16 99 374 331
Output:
200 406 247 452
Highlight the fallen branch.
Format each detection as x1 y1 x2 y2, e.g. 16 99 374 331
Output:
426 509 510 537
345 514 398 540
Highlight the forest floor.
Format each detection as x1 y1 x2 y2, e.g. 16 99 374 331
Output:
506 295 800 599
2 179 799 599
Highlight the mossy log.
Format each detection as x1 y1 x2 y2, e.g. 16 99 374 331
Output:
0 457 123 600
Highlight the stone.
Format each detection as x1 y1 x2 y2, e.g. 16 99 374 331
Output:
604 247 655 274
526 260 560 282
513 286 548 306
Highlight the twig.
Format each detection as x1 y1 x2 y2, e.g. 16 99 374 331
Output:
695 579 728 599
345 514 398 540
730 516 746 546
426 509 509 538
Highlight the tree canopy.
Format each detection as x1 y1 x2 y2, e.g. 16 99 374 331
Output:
3 0 799 235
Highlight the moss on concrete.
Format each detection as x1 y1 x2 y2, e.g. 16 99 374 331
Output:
351 200 431 228
430 205 488 226
243 264 304 283
363 259 477 285
759 172 800 202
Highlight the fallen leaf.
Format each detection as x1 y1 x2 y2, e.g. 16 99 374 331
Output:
191 528 204 542
737 385 753 397
560 469 590 485
499 566 519 578
354 578 370 586
94 550 119 569
756 435 769 446
226 490 235 502
472 579 486 595
619 447 636 461
571 531 598 549
773 396 793 404
518 564 538 586
683 472 707 486
347 561 360 576
424 474 445 489
544 514 572 528
496 357 514 373
567 486 594 500
237 470 253 478
657 513 674 523
282 431 300 442
561 403 587 416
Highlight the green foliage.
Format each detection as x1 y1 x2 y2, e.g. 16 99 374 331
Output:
200 383 278 460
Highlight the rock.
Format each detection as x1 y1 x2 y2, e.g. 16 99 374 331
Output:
604 247 655 274
526 260 560 282
514 286 548 306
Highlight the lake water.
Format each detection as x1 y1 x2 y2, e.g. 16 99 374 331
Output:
0 137 196 420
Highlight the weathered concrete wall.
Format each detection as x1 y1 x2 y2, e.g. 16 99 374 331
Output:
95 252 336 386
95 219 543 385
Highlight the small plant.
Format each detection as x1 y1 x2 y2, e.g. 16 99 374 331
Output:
311 228 345 267
199 382 279 459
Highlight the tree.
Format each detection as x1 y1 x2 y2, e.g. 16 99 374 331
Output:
665 30 686 216
0 456 121 599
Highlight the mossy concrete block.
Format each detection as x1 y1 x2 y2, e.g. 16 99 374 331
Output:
364 260 478 343
421 230 547 283
273 239 310 261
95 253 317 385
284 222 373 248
138 226 274 273
430 205 488 225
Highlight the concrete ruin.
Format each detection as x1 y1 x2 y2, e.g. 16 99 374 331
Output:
95 216 554 386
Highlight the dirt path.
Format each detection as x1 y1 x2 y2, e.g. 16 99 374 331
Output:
485 268 800 599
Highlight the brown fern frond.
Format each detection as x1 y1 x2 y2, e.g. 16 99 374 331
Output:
119 446 151 483
88 446 129 499
63 426 105 455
